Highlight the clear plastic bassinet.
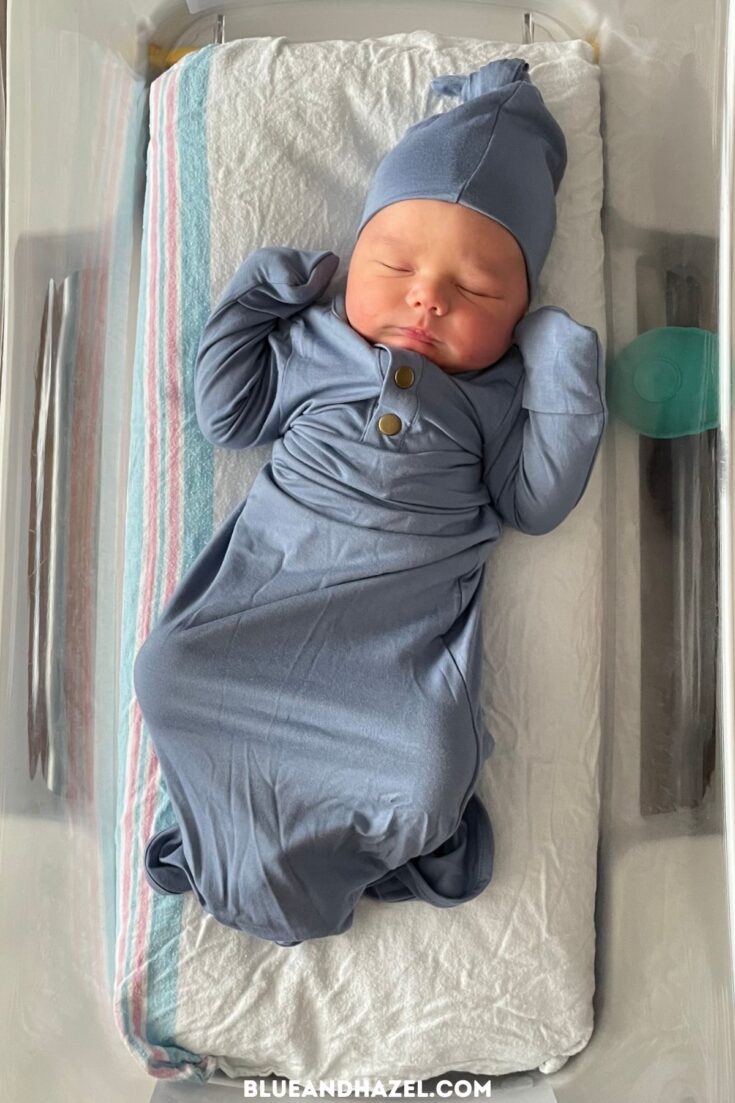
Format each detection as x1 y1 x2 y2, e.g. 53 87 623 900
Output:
1 1 734 1100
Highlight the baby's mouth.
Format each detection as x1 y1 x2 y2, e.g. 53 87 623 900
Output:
396 327 438 345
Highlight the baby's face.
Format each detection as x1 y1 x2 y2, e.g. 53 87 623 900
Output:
344 199 529 374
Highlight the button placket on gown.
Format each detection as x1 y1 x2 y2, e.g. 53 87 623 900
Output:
370 346 424 447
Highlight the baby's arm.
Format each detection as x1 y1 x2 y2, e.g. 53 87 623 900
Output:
484 307 607 535
194 247 339 449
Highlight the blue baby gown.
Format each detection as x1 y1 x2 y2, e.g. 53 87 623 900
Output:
133 246 607 946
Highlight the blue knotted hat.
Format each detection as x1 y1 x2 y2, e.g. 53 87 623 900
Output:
355 57 567 302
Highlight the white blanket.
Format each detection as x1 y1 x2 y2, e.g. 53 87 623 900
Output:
119 29 605 1083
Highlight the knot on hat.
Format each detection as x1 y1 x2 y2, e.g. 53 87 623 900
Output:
356 57 568 301
430 57 530 102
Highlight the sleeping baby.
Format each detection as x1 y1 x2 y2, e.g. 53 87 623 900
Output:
133 57 608 947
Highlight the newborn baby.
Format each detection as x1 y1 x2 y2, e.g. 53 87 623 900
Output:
133 58 607 947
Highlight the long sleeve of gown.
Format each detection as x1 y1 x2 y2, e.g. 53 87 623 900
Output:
483 306 608 535
194 246 340 449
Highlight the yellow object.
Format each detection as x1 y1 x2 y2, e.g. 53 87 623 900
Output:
378 413 402 436
393 366 415 389
587 36 601 64
148 45 200 71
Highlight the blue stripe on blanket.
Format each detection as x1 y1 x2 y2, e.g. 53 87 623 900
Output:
116 43 216 1080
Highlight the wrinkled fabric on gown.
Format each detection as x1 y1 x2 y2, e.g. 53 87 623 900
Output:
133 247 607 946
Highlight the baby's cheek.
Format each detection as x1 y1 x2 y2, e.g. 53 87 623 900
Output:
461 317 512 368
466 316 500 351
346 284 387 337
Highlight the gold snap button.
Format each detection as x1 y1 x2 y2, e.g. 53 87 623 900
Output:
394 365 415 389
378 413 402 436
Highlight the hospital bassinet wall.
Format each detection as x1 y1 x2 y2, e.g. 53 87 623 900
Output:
0 1 733 1101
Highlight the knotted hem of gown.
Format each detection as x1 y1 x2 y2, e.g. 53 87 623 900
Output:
144 827 305 945
362 791 494 906
144 824 194 895
143 790 494 924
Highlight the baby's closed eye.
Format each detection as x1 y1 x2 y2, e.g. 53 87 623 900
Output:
378 263 503 300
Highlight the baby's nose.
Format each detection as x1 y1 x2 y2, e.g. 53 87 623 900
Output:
407 281 448 313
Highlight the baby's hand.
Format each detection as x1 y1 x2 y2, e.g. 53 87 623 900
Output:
512 306 599 365
243 247 340 310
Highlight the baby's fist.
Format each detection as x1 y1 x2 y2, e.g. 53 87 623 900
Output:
264 248 339 298
512 306 598 364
